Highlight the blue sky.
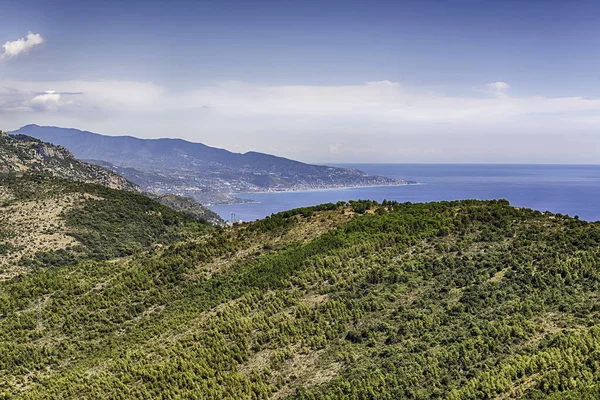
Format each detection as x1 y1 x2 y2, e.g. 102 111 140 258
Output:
1 0 600 163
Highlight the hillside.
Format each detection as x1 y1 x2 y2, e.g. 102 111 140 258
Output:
147 193 225 225
2 199 600 398
89 159 246 205
0 175 212 278
0 131 139 192
11 125 411 204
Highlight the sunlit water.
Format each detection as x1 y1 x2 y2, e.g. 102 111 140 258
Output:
210 164 600 222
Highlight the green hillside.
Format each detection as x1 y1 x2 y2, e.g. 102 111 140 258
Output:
2 199 600 399
0 174 211 277
147 193 225 225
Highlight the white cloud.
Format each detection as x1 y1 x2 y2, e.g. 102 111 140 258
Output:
5 79 600 122
2 32 45 59
328 143 343 154
486 81 510 91
1 79 600 163
484 81 510 98
28 91 62 111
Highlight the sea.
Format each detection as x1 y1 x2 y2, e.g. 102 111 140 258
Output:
209 164 600 223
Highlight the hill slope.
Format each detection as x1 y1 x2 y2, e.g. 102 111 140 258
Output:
0 131 139 192
0 175 212 278
147 193 225 225
2 199 600 398
12 125 410 203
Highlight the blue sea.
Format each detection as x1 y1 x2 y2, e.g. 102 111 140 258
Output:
210 164 600 222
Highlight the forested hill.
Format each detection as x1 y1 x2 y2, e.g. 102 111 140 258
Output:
11 125 410 204
3 199 600 398
0 175 212 278
146 192 224 225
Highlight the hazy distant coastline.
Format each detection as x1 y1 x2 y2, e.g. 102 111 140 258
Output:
12 125 412 206
241 179 418 195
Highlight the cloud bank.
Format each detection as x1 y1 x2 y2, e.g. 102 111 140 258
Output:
1 79 599 163
2 32 45 59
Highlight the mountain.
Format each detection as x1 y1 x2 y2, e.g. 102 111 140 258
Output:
0 130 139 192
3 199 600 398
88 159 245 205
0 130 224 223
11 125 412 204
0 130 223 277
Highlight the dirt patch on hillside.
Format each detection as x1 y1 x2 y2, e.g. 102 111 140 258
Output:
0 193 84 278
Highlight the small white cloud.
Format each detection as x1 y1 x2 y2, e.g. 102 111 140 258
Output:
485 81 510 98
28 90 62 111
328 143 343 154
2 32 45 59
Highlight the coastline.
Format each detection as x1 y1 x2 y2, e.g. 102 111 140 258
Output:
230 181 419 197
208 164 600 223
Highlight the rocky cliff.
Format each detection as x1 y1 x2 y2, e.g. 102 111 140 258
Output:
0 131 140 192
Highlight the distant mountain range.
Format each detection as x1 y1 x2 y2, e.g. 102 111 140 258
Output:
12 125 412 205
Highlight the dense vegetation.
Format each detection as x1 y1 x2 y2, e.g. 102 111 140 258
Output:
147 193 224 225
0 174 211 270
2 199 600 398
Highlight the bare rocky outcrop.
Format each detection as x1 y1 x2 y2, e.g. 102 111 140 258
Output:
0 131 140 192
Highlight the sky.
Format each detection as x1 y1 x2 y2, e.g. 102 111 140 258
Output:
1 0 600 163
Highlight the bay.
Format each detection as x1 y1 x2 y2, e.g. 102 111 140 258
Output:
210 164 600 222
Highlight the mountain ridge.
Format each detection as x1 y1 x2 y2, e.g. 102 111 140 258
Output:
12 125 412 204
0 130 140 192
14 124 334 167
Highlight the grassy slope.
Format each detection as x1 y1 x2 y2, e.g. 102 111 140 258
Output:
0 174 211 276
2 200 600 398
